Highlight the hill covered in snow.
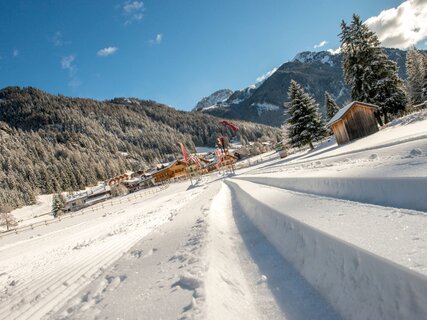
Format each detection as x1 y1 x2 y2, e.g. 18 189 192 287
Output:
0 86 281 209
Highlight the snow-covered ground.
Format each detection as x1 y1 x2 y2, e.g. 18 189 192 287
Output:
1 110 427 319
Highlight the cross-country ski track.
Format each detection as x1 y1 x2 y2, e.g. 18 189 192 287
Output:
1 111 427 319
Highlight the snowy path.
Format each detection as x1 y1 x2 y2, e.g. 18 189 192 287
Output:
205 183 340 320
52 181 220 320
0 182 207 320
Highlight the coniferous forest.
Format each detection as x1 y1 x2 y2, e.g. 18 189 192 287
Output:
0 86 282 208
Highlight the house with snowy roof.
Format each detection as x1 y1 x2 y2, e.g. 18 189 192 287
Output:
327 101 379 145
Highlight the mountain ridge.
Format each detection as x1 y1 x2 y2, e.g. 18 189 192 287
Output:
193 48 411 127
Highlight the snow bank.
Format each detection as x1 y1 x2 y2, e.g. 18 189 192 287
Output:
226 180 427 320
236 176 427 212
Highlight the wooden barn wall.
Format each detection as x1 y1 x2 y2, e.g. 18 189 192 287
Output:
343 105 378 141
332 121 349 145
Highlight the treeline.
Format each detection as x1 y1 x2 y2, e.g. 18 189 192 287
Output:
0 87 281 208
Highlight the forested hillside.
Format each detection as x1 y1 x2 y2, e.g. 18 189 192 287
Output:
0 87 281 208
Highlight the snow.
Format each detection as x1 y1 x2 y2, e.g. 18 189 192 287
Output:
1 110 427 319
195 146 215 155
292 51 336 66
251 102 280 116
4 195 53 230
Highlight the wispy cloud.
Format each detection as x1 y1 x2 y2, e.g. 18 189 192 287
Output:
12 49 19 57
123 1 144 12
314 40 327 49
97 46 118 57
256 68 277 83
61 55 76 74
50 31 69 47
150 33 163 45
155 34 162 44
61 54 80 89
122 1 145 25
365 0 427 48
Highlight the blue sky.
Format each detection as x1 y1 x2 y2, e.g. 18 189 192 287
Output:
1 0 425 111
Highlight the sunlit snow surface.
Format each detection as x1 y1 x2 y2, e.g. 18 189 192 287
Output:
0 110 427 319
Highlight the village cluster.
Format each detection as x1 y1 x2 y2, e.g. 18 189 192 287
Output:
58 147 239 214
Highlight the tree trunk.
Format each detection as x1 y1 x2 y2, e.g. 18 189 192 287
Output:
309 141 314 150
374 112 384 126
383 112 389 124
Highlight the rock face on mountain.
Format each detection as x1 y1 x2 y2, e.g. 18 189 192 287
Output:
192 89 233 111
194 48 410 127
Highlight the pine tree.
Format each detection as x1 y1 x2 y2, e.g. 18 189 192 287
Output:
287 80 327 149
340 14 407 123
0 205 17 231
325 91 340 121
422 52 427 101
52 194 66 218
406 47 424 105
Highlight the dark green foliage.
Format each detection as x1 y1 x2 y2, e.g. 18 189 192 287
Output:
0 87 281 209
287 80 327 149
325 91 340 121
340 14 407 123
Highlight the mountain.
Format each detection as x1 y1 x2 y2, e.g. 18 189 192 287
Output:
194 48 410 127
0 87 281 209
192 89 233 111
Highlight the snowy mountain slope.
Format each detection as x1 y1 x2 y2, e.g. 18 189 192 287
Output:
1 110 427 319
192 89 234 112
194 48 414 127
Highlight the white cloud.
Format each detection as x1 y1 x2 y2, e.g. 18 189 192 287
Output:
97 47 118 57
50 31 68 47
123 1 144 12
61 55 75 73
122 1 144 25
365 0 427 48
256 68 278 83
314 40 327 49
156 34 162 44
327 47 341 55
12 49 19 57
61 55 80 89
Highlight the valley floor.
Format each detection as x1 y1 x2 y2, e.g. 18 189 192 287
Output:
1 110 427 320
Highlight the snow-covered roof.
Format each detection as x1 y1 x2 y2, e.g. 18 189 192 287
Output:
327 101 379 127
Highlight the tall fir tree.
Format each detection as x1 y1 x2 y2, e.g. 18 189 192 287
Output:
325 91 340 121
406 47 424 105
422 52 427 101
52 193 66 218
287 80 327 149
340 14 407 124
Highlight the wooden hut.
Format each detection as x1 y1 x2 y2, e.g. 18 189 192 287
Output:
152 160 189 184
327 101 379 145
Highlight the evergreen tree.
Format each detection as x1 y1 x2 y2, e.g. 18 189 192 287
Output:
325 91 340 121
52 194 66 218
422 52 427 101
0 205 17 231
406 47 424 105
340 14 407 123
287 80 327 149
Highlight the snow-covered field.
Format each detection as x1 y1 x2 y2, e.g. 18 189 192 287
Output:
1 110 427 319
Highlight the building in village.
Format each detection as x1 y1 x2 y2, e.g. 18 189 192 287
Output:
63 185 111 212
152 160 191 184
122 175 155 193
106 174 130 186
327 101 379 145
